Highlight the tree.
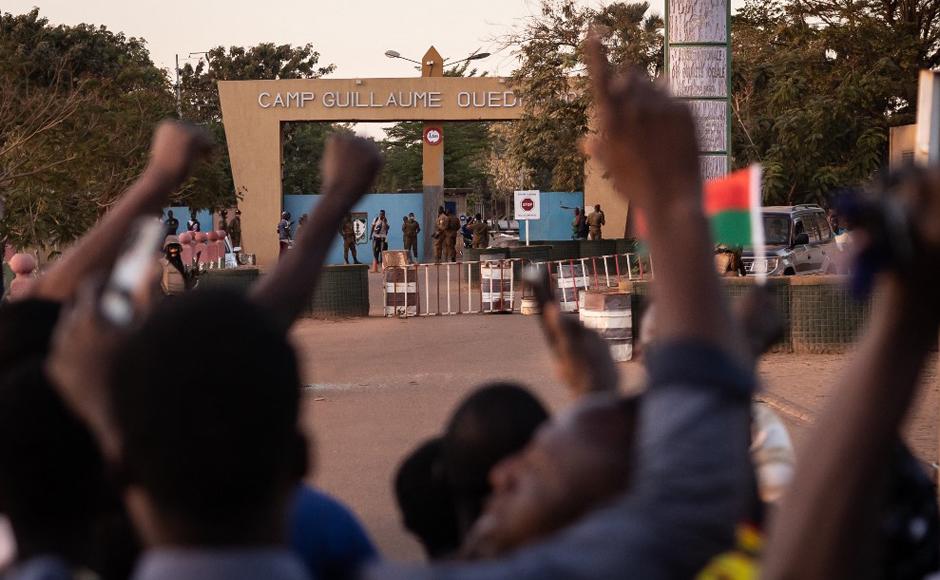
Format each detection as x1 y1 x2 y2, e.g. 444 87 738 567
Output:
0 8 175 251
497 0 663 192
177 43 337 204
281 122 354 194
373 62 495 196
731 0 936 204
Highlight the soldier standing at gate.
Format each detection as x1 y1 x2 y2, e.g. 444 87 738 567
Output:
470 213 489 249
433 206 448 262
402 214 420 263
445 209 461 262
341 213 361 265
587 204 606 240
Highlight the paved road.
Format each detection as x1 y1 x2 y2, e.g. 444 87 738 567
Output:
292 307 939 562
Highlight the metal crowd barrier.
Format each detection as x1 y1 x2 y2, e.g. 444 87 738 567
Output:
383 252 651 318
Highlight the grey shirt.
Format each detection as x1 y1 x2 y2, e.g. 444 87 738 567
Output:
133 548 310 580
369 340 755 580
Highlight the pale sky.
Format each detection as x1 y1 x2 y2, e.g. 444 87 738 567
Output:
6 0 740 137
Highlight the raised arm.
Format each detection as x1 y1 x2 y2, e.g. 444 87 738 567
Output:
762 170 940 580
250 135 382 330
29 121 212 303
368 31 755 580
583 34 745 359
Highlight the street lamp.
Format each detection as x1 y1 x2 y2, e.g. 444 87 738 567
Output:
384 49 490 71
384 50 422 66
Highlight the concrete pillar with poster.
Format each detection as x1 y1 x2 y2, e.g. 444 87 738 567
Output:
514 190 541 246
666 0 731 180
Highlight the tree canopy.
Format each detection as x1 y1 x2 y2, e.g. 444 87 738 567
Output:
730 0 935 204
0 8 174 250
374 62 494 200
177 43 338 202
496 0 664 195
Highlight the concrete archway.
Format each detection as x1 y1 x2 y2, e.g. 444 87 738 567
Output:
218 49 623 265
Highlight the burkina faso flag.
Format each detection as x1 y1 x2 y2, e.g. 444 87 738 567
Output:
704 165 764 250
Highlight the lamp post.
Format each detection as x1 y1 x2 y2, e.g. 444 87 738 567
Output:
384 48 490 259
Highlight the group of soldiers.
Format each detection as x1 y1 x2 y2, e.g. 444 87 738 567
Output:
338 211 424 266
432 207 490 262
336 207 492 267
572 204 606 240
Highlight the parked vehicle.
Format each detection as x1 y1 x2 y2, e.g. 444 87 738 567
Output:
742 205 842 276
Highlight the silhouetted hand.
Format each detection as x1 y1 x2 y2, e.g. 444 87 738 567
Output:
147 120 214 186
320 135 383 209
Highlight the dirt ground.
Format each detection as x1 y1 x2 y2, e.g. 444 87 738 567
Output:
292 299 939 562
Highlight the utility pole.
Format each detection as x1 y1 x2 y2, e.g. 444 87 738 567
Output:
175 53 182 119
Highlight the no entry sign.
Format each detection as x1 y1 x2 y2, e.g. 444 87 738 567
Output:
514 190 541 220
423 126 442 146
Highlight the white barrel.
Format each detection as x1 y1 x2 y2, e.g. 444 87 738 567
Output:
481 261 513 313
520 297 540 316
580 290 633 361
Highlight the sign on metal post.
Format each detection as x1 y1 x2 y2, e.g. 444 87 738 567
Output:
514 190 540 246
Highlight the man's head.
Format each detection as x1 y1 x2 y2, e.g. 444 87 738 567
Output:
438 206 445 215
111 290 305 546
167 210 174 219
394 437 460 559
282 211 290 220
467 394 638 557
594 204 601 212
0 359 116 562
475 213 482 221
442 383 548 536
409 213 415 220
403 216 409 223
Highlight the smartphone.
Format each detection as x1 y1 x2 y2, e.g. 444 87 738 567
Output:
522 264 554 311
100 219 166 327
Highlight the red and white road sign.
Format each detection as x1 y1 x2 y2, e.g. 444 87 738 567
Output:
514 190 541 220
423 126 442 146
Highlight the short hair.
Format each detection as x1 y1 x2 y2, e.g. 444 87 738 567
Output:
474 213 482 220
442 382 549 534
594 204 601 211
111 290 305 542
0 299 62 370
394 437 460 559
403 216 408 221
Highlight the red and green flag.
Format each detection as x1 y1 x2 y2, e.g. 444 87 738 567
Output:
704 164 764 249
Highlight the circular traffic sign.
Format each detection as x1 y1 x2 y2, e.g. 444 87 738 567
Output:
521 197 534 211
424 127 442 146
